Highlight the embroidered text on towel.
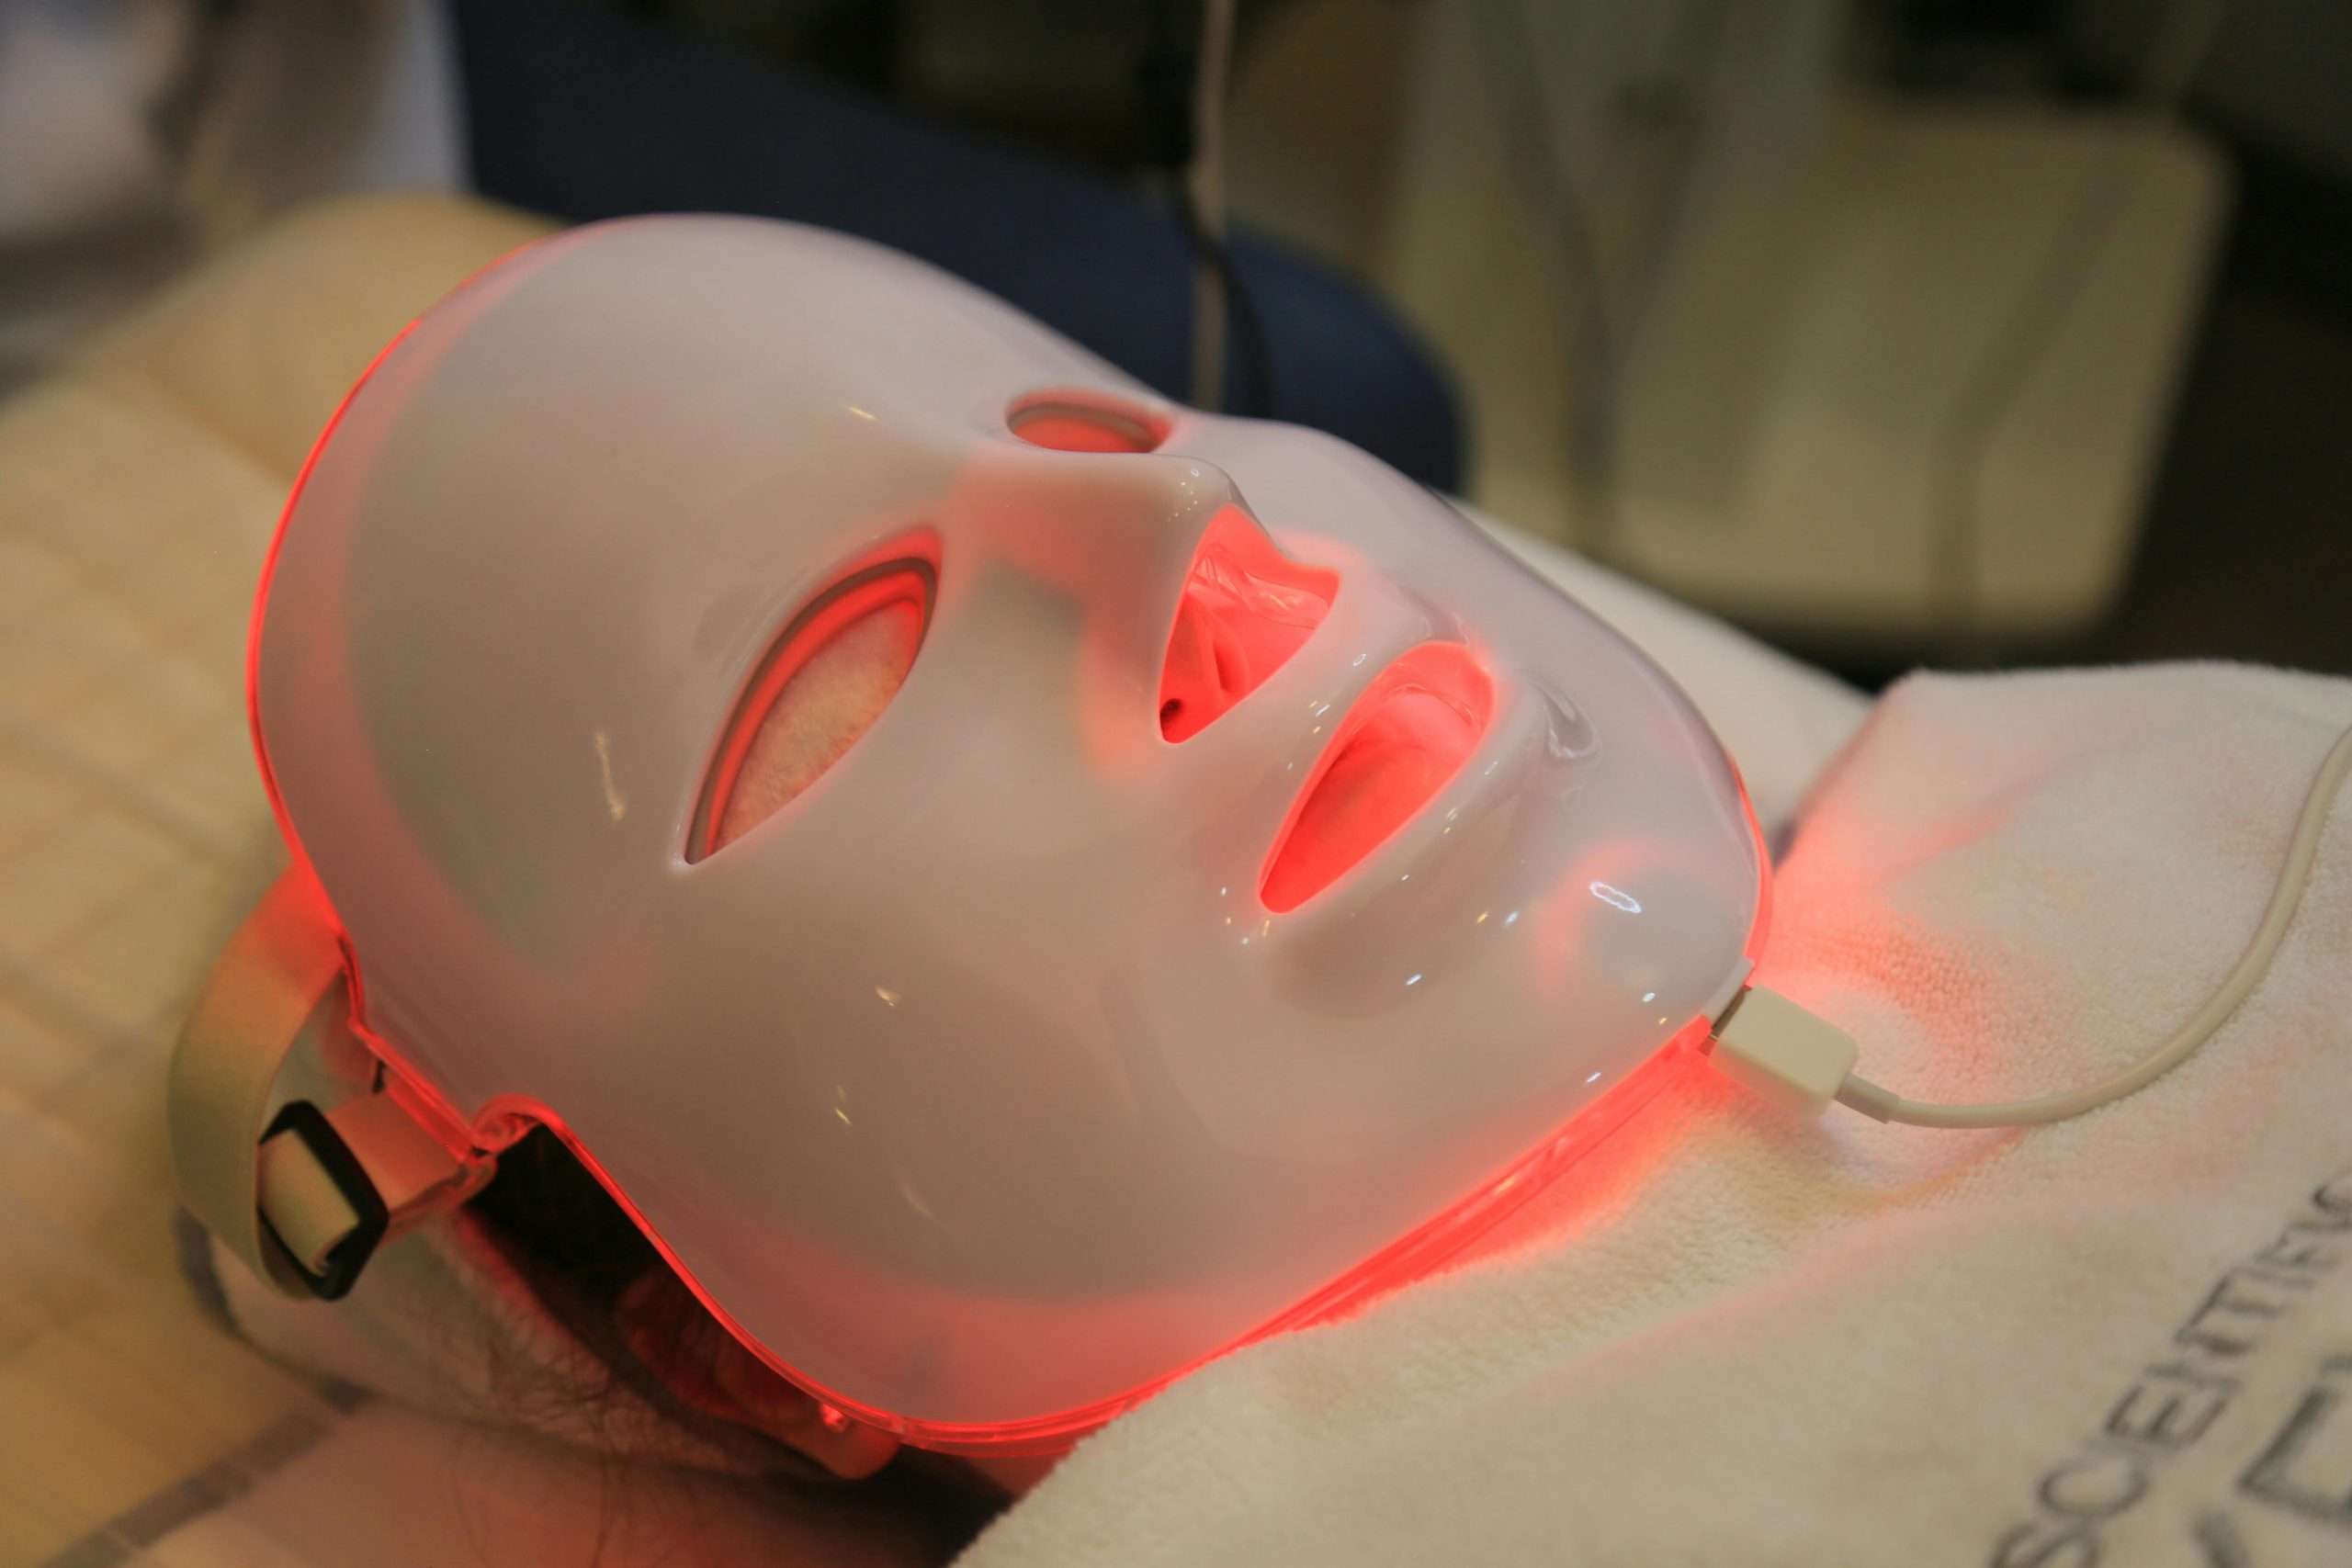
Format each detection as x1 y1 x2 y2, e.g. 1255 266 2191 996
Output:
1991 1164 2352 1566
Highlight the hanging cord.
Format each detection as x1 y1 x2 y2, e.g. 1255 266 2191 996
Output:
1185 0 1238 409
1141 0 1265 414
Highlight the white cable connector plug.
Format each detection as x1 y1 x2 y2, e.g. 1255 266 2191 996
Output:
1706 986 1860 1117
1708 719 2352 1132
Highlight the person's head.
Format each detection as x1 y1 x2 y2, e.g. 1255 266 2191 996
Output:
221 216 1765 1464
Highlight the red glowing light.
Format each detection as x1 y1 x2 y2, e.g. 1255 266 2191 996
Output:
458 1021 1707 1457
248 229 551 897
244 267 1778 1461
1261 642 1493 912
1159 507 1335 742
691 560 933 862
246 323 415 882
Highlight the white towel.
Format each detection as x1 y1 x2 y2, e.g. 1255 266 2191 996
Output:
956 662 2352 1568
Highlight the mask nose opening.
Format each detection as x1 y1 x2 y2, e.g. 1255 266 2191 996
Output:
1159 507 1336 742
1261 643 1492 913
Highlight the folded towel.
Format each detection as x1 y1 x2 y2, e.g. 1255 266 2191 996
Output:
957 662 2352 1568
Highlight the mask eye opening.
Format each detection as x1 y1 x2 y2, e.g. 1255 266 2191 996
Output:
687 558 934 863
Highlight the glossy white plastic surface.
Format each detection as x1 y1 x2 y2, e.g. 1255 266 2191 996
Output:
252 217 1765 1442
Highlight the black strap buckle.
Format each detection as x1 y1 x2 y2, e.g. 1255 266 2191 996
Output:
258 1100 390 1301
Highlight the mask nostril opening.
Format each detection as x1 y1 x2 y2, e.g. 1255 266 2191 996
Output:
1007 391 1169 454
1159 507 1336 743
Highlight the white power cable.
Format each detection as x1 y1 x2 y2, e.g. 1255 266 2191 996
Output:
1716 719 2352 1130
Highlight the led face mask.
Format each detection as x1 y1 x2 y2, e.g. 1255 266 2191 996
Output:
175 217 1768 1452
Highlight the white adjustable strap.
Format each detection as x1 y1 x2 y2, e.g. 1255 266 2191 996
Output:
168 870 492 1299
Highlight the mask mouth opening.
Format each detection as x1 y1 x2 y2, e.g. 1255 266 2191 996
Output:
1261 642 1493 913
1158 507 1337 743
689 558 934 862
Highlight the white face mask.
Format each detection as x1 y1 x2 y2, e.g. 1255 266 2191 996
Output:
249 216 1767 1451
